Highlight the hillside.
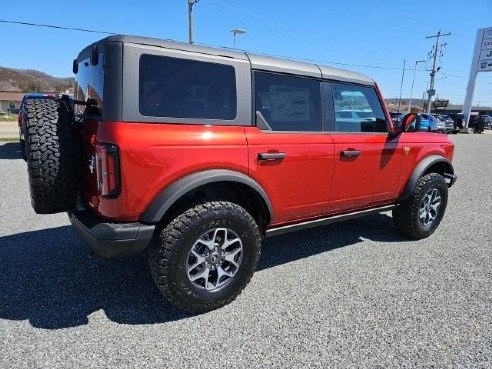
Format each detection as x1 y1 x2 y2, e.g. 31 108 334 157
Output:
0 67 74 93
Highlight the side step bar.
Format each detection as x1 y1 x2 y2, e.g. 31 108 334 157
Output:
266 205 396 237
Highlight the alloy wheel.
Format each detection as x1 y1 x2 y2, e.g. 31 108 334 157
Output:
419 188 442 227
186 228 243 291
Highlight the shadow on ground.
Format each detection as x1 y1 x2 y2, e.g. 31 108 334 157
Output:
0 214 404 329
0 141 22 160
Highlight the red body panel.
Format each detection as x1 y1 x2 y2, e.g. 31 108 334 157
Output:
329 133 403 211
82 120 454 225
396 132 454 197
82 69 453 227
88 122 249 221
245 127 335 224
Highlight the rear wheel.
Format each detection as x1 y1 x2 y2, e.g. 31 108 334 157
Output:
149 201 262 313
25 98 79 214
393 173 448 240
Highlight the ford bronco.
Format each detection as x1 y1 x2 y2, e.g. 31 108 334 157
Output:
22 35 457 313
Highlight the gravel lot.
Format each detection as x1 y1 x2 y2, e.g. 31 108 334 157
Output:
0 135 490 368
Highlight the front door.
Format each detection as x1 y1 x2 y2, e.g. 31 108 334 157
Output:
326 82 404 211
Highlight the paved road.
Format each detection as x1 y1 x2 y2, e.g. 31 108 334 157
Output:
0 136 490 368
0 121 18 139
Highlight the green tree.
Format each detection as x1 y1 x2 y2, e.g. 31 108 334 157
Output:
21 80 44 93
54 84 65 93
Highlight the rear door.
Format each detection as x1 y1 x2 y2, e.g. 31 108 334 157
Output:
246 71 335 224
325 82 404 211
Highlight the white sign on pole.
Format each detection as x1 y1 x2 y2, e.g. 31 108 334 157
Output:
479 49 492 60
478 60 492 72
477 29 492 72
462 27 492 128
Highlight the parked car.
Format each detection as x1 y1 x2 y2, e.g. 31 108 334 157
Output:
435 114 456 133
420 113 444 132
418 114 437 132
21 35 457 313
438 114 454 124
431 114 449 133
446 113 464 132
482 115 492 129
469 115 491 133
18 93 56 160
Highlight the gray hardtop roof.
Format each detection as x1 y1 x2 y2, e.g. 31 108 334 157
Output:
77 34 375 86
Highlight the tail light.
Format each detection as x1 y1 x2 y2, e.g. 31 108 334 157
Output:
95 143 121 198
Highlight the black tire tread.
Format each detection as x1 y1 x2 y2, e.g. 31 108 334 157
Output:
25 98 78 214
393 173 448 240
149 201 261 313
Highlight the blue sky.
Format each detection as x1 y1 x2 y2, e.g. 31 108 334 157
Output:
1 0 491 105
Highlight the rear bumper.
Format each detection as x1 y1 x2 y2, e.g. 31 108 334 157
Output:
69 210 155 259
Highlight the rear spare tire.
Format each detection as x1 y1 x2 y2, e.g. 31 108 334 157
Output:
25 98 78 214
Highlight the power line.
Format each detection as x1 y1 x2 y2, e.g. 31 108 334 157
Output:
0 19 116 34
0 17 405 71
441 72 492 86
207 0 401 66
0 17 463 75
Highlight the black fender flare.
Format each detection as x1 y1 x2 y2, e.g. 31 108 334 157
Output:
399 155 456 201
140 169 274 224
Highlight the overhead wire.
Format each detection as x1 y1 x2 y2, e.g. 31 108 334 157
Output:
2 13 488 88
206 0 404 69
0 19 116 35
0 16 407 71
441 72 492 86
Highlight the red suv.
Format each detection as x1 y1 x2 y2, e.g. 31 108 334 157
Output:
22 35 457 313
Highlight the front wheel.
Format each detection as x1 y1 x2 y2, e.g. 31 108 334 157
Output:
149 201 262 313
393 173 448 240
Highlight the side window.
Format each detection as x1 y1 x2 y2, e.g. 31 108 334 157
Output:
254 71 321 132
332 83 387 133
139 54 237 120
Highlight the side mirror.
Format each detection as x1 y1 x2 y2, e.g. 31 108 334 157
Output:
400 113 421 132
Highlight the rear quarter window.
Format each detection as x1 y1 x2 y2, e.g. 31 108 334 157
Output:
139 54 237 120
74 54 104 117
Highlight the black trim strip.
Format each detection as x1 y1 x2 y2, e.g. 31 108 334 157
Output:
266 205 396 237
399 155 455 201
140 169 274 224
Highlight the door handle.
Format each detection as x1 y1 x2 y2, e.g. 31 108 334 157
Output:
258 152 286 161
341 150 361 158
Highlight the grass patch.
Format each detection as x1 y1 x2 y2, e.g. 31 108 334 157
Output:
0 137 19 142
0 114 18 122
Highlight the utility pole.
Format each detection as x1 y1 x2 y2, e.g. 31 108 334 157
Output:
425 30 451 113
397 60 406 113
188 0 199 44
